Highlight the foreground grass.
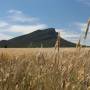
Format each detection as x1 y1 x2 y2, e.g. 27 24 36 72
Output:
0 48 90 90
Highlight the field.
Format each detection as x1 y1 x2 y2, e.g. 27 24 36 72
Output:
0 48 90 90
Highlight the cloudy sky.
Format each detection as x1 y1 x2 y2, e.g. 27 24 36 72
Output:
0 0 90 45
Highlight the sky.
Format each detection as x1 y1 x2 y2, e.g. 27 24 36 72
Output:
0 0 90 45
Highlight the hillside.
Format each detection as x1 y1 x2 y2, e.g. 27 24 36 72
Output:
0 28 76 48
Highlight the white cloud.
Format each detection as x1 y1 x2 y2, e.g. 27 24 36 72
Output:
7 9 39 23
74 22 87 31
56 29 80 43
8 24 47 34
0 9 47 40
77 0 90 6
6 9 47 34
74 22 90 33
71 22 90 45
0 33 12 40
8 10 22 14
56 22 90 45
0 21 9 28
0 9 89 45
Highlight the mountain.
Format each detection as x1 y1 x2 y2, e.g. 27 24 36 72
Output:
0 28 76 48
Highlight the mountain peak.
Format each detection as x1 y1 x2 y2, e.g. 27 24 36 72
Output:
0 28 76 48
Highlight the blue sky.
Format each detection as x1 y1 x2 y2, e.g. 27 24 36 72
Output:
0 0 90 45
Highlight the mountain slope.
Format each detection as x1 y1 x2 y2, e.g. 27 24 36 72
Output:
0 28 76 48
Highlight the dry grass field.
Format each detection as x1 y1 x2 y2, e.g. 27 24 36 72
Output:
0 48 90 90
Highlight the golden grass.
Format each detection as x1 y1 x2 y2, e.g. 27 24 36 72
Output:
0 48 90 90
